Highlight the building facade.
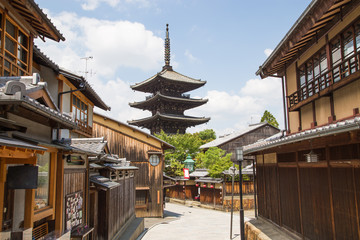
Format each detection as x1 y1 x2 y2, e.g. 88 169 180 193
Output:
245 0 360 239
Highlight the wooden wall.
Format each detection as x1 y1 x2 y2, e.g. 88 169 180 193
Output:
200 188 221 205
97 176 135 240
256 136 360 239
166 185 198 200
93 122 164 218
63 169 87 232
220 125 279 162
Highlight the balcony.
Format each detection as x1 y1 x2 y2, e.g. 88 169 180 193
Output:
288 51 360 111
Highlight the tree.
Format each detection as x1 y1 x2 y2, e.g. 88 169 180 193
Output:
155 129 218 177
196 147 232 178
261 110 279 128
198 129 216 143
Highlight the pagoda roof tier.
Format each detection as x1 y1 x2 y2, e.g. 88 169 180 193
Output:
129 92 208 110
127 112 210 128
131 69 206 93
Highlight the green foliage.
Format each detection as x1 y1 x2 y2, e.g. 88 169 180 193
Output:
164 159 184 177
260 110 279 128
196 147 232 178
198 129 216 143
156 129 217 177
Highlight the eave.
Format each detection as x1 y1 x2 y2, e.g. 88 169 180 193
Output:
129 92 208 110
131 69 206 93
128 112 210 126
256 0 357 78
9 0 65 41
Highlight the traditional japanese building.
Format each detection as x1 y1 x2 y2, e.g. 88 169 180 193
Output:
128 24 210 134
244 0 360 239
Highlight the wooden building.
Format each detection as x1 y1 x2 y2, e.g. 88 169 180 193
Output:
92 112 174 217
70 138 142 240
200 122 279 162
245 0 360 239
128 24 210 134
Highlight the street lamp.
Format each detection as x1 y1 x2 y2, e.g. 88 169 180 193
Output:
236 147 245 240
184 154 195 172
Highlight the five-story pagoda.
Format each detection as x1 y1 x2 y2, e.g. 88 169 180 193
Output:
128 24 210 134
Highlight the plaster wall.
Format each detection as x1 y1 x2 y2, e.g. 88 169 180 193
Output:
289 111 300 133
315 97 331 126
8 113 51 142
62 83 71 114
300 103 313 130
286 63 297 94
12 189 25 231
333 80 360 120
39 66 58 106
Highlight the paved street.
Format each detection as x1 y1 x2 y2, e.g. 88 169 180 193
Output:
141 202 255 240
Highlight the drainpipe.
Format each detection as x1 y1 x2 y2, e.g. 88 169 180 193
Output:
57 83 86 140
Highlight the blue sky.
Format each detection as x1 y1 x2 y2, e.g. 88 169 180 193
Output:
35 0 311 136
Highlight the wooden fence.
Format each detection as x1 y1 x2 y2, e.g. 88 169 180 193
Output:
224 181 254 195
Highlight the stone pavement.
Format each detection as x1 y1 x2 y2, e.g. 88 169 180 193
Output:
140 202 255 240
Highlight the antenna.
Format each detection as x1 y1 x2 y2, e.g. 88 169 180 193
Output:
80 56 93 79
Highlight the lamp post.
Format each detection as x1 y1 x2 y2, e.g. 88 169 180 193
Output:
229 164 236 239
236 147 245 240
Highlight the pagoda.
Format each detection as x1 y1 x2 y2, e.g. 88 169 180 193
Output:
128 24 210 134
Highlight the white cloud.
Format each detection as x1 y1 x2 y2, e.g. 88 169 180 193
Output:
264 48 273 57
186 77 284 136
81 0 149 11
184 50 198 63
36 11 163 77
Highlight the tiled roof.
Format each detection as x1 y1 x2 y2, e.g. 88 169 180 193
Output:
59 68 111 111
195 177 223 183
0 135 47 151
128 112 210 125
200 122 276 149
189 169 209 178
70 137 107 155
243 117 360 154
131 69 205 89
0 76 76 128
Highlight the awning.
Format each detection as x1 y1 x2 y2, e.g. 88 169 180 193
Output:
0 136 47 152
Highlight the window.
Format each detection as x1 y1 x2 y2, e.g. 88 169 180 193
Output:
3 16 29 76
72 95 89 129
298 48 327 99
149 155 160 166
35 152 51 210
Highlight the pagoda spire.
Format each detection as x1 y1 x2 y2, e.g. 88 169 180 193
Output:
163 24 173 71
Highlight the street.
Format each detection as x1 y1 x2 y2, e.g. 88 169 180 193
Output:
141 202 255 240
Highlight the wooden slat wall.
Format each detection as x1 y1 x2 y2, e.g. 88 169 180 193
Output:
93 122 164 218
97 175 136 240
256 141 360 239
278 167 301 233
224 181 254 195
331 167 358 239
199 188 221 205
300 167 332 239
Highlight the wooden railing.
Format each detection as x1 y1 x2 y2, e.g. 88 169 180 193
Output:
288 51 360 109
0 52 29 76
75 119 93 135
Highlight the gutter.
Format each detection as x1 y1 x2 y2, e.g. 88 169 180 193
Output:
244 117 360 154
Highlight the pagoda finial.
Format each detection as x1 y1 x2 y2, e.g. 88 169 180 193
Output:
163 23 172 71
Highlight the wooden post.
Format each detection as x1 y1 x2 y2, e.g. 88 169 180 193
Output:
0 159 6 231
296 151 304 236
55 153 64 234
326 146 336 238
24 156 36 229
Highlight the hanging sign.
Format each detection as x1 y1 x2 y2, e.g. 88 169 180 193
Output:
183 168 190 179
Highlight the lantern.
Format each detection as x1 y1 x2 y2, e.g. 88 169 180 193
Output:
210 184 214 188
184 154 195 173
203 184 207 188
